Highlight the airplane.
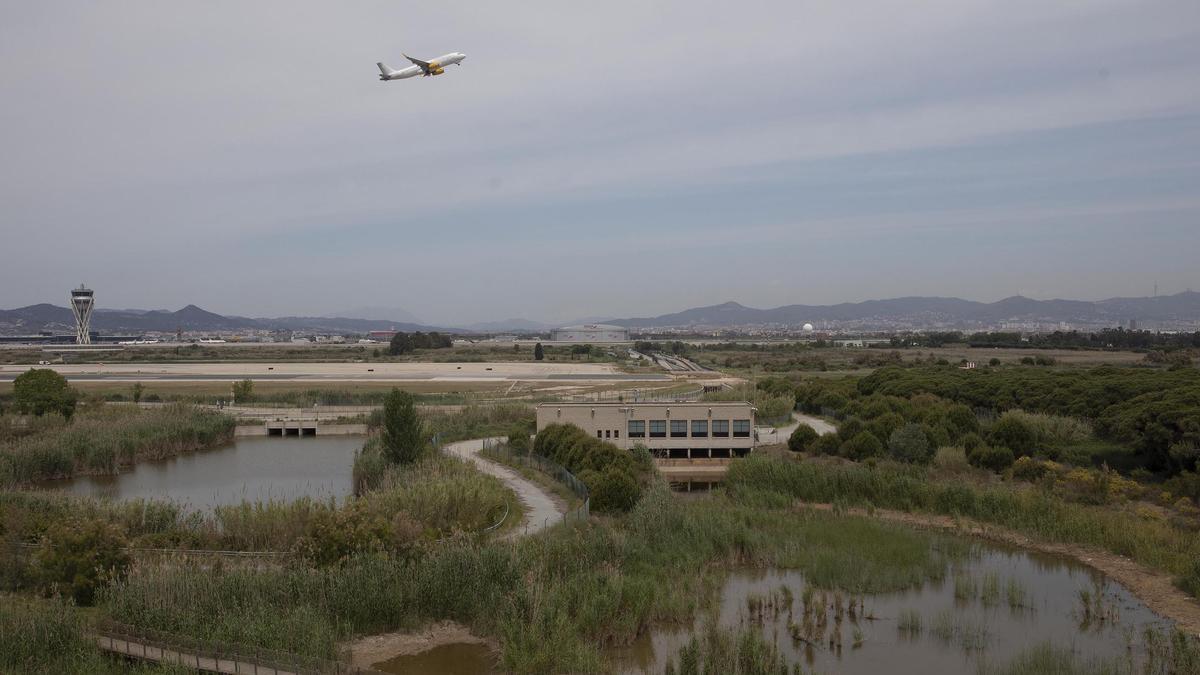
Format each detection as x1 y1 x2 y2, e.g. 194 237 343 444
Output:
377 52 467 81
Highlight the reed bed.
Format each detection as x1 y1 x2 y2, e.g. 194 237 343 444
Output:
725 454 1200 599
0 404 235 486
420 403 535 444
99 484 970 671
0 594 183 673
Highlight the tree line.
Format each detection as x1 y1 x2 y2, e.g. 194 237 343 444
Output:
388 331 453 355
780 364 1200 475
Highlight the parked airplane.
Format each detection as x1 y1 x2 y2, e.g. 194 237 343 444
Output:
377 52 467 81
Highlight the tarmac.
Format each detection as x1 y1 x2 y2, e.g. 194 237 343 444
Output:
0 361 670 383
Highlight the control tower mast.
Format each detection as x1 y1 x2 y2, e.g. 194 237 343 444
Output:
70 284 94 344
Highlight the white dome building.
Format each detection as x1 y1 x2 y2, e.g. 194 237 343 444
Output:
549 324 630 343
802 323 815 332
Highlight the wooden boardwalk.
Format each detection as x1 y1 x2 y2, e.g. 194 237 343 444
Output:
94 627 381 675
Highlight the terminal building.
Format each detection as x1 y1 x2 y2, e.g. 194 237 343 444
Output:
549 324 630 343
536 401 755 459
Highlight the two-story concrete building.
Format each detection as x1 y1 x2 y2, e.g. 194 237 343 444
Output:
535 401 755 459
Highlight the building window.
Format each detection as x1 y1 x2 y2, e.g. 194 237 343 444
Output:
614 429 620 439
691 420 708 437
649 420 666 438
605 430 611 439
733 419 751 437
628 420 645 438
712 420 729 437
597 430 603 439
671 420 687 437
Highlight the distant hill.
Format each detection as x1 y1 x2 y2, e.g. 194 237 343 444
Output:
0 303 458 335
322 305 421 324
463 318 552 333
612 292 1200 329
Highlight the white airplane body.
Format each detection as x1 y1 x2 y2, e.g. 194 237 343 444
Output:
377 52 466 81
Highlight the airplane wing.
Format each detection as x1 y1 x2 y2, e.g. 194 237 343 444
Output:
403 53 433 74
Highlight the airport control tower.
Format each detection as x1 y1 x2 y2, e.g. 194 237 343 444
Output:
70 284 94 344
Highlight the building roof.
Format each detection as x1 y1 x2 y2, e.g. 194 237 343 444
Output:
554 324 627 331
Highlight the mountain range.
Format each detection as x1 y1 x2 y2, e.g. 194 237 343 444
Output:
2 291 1198 335
0 304 455 335
611 292 1200 328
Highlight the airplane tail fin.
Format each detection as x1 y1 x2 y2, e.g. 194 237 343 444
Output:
376 62 396 76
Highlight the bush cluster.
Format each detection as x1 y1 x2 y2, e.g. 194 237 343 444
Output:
532 424 648 513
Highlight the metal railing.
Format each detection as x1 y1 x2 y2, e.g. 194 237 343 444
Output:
93 620 384 674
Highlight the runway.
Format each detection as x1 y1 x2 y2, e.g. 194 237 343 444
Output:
0 362 671 384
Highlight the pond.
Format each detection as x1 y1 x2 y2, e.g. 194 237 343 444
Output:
39 435 365 508
608 542 1176 674
373 643 496 675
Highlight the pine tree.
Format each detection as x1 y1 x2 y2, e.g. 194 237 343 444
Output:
382 388 424 464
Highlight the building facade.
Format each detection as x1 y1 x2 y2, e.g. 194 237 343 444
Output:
536 401 755 459
549 324 630 342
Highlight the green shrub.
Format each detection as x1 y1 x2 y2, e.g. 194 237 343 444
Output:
812 433 842 456
585 466 640 513
1011 456 1050 482
961 432 984 453
868 413 905 444
12 369 76 419
534 423 646 513
381 389 425 465
989 413 1038 457
837 416 865 441
842 431 883 461
946 404 980 435
33 517 130 606
888 424 932 464
787 424 819 453
507 426 532 454
968 445 1015 472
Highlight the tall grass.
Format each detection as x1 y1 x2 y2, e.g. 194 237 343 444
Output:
420 403 535 444
0 404 234 486
0 594 183 674
665 622 792 674
990 409 1094 446
975 637 1200 675
2 452 514 555
725 454 1200 599
99 485 968 671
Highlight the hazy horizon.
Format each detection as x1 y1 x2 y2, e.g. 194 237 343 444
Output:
4 287 1198 328
3 2 1198 325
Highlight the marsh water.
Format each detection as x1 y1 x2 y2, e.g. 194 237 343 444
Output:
374 643 496 675
40 435 365 508
367 540 1174 674
609 543 1174 674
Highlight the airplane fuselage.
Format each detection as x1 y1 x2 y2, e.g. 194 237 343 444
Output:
379 52 466 80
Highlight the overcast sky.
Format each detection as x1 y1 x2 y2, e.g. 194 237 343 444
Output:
2 1 1198 325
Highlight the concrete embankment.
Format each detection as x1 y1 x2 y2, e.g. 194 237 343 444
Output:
234 423 367 437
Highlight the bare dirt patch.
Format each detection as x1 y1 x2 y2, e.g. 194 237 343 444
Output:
343 621 495 668
800 502 1200 637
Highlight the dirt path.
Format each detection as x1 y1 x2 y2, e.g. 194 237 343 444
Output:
443 437 566 538
801 502 1200 638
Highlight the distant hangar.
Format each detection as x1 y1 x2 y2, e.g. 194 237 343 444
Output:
550 324 630 343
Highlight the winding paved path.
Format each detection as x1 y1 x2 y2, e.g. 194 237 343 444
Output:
442 437 565 538
756 412 837 445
